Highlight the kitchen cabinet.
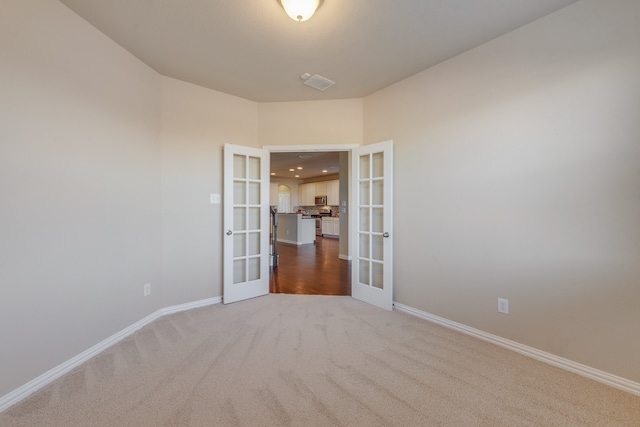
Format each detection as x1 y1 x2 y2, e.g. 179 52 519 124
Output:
298 180 340 206
298 183 315 206
321 217 340 237
326 180 339 206
315 181 327 197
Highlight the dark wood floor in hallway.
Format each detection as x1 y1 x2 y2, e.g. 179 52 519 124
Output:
270 237 351 295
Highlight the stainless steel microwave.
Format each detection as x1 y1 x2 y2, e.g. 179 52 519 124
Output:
314 195 327 206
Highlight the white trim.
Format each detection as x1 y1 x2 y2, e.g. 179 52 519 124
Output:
0 297 222 413
339 254 352 261
393 302 640 397
277 238 306 246
264 144 358 153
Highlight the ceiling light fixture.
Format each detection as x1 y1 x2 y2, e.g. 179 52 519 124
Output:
277 0 323 22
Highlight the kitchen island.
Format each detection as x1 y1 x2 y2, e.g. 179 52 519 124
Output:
275 213 316 245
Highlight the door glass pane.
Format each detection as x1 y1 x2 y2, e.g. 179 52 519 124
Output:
372 262 383 289
248 156 260 180
248 257 260 281
359 233 370 260
372 235 384 261
234 233 246 257
234 207 246 231
359 154 370 179
359 207 370 232
359 260 370 286
234 154 246 179
234 181 246 205
372 180 384 205
248 181 260 205
248 207 260 230
359 181 370 205
372 208 383 233
233 259 246 284
248 232 260 256
372 152 384 178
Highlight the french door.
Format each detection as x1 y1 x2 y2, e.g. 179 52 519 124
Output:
351 141 394 310
223 144 270 304
223 141 393 310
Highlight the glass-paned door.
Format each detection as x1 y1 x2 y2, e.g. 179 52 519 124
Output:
351 140 393 310
223 144 270 304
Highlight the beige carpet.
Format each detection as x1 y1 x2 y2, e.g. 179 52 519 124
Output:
1 294 639 426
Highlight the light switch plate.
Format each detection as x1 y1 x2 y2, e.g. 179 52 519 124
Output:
210 194 221 204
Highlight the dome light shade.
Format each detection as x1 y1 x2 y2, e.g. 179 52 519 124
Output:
278 0 323 22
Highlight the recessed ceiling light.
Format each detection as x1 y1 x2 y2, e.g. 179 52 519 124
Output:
297 167 303 170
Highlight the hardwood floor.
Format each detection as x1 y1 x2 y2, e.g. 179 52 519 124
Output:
270 236 351 295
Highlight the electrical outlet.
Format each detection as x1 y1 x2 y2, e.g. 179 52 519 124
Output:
498 298 509 314
144 283 151 297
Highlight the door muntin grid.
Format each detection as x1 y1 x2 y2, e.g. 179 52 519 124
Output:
358 152 385 290
233 154 261 284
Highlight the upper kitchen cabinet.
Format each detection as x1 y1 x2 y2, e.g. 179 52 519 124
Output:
298 180 341 206
298 183 315 206
315 181 327 197
327 180 339 206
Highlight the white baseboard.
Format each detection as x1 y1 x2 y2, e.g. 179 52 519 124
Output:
277 239 302 245
338 254 352 261
393 302 640 397
0 296 222 413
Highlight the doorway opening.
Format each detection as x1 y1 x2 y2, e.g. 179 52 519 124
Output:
267 147 352 295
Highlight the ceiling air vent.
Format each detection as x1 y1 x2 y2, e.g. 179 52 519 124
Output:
303 74 335 91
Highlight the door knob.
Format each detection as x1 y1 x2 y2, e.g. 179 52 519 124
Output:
226 230 233 236
383 232 390 238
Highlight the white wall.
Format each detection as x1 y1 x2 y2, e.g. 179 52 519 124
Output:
258 99 363 146
159 77 259 305
364 0 640 382
338 152 350 259
0 0 162 395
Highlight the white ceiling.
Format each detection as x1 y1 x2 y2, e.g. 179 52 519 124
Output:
58 0 579 103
